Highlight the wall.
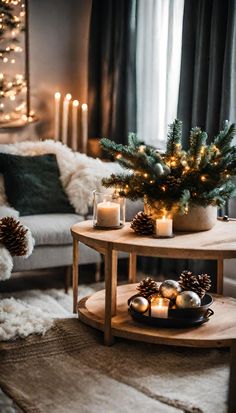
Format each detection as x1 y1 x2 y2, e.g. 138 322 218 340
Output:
0 0 92 142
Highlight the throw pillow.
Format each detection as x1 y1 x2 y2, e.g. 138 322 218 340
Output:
0 153 75 216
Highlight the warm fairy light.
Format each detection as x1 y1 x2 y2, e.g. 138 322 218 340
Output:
82 103 88 111
139 145 146 153
161 186 166 191
144 173 148 178
116 154 122 159
226 174 230 179
3 57 8 63
200 175 207 182
171 161 176 167
149 180 154 184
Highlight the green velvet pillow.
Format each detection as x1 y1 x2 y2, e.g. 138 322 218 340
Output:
0 153 75 216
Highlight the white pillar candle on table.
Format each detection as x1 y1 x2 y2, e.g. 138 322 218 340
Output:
151 297 169 318
72 99 79 151
54 92 61 140
81 103 88 154
156 215 173 237
97 201 120 227
62 93 71 145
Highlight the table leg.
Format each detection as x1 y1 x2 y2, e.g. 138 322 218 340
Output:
73 238 79 314
228 339 236 413
128 253 137 283
217 259 224 295
104 245 117 345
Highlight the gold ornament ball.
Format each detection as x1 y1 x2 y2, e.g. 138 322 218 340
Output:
176 291 201 308
130 296 149 313
159 280 181 300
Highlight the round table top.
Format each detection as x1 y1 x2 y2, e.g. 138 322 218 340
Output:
71 220 236 259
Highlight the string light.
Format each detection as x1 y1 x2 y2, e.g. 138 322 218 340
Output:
116 154 122 159
200 175 207 182
0 0 28 125
139 145 146 153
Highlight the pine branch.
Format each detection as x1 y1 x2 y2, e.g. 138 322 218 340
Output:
166 119 182 157
188 127 207 168
213 122 236 154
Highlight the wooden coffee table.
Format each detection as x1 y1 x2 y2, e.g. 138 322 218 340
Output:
71 220 236 346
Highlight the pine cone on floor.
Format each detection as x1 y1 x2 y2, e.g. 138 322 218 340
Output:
178 270 211 299
0 217 29 256
137 276 159 298
130 211 154 235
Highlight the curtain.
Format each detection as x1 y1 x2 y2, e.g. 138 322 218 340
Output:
178 0 236 146
88 0 137 144
136 0 184 150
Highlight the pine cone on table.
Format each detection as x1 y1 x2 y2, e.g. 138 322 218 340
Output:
137 276 159 298
0 216 29 256
178 270 211 299
130 211 154 235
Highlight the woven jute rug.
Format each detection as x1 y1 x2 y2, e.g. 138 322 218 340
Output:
0 318 229 413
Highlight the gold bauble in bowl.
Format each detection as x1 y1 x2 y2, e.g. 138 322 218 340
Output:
129 296 149 313
159 280 181 300
176 291 201 308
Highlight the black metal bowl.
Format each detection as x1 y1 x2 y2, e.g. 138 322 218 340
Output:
128 293 214 328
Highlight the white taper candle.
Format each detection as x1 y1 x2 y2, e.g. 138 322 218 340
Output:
54 92 61 140
72 100 79 151
62 93 71 145
81 103 88 154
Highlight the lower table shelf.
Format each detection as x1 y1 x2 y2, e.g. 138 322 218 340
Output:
78 284 236 348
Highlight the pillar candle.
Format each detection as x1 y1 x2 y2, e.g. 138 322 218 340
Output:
72 99 79 151
97 201 120 227
156 215 173 237
54 92 61 140
81 103 88 154
151 297 169 318
62 93 71 145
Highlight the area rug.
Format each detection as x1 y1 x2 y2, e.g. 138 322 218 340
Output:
0 317 230 413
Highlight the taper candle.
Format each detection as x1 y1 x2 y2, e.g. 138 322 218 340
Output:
72 99 79 151
62 93 71 144
81 103 88 154
54 92 61 140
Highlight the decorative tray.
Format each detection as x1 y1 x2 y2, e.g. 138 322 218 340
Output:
128 293 214 329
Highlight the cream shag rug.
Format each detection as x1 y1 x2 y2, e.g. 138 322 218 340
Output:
0 285 230 413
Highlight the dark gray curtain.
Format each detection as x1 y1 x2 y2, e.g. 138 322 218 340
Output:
88 0 137 144
142 0 236 286
178 0 236 146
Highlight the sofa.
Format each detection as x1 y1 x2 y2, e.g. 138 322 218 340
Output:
0 140 142 283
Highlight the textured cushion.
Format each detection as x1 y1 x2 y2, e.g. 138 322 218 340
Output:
0 153 74 216
19 213 82 246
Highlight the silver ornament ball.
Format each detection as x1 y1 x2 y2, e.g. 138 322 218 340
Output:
130 296 149 313
159 280 181 300
154 163 164 176
176 291 201 308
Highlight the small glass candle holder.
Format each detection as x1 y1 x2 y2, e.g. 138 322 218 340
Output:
150 295 170 318
93 190 125 229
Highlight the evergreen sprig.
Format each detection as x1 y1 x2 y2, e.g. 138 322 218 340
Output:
100 120 236 216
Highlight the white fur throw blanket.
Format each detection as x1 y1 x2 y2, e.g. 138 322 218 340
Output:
0 140 121 215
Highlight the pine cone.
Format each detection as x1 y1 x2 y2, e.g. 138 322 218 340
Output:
137 277 159 298
178 270 211 299
0 217 29 256
130 211 154 235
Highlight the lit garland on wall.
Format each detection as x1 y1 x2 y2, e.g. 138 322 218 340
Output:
0 0 33 125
